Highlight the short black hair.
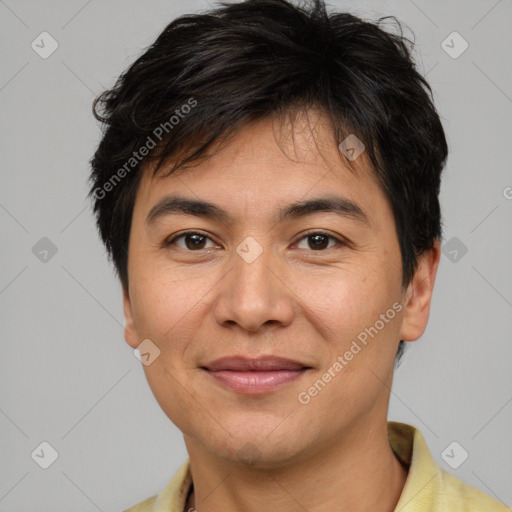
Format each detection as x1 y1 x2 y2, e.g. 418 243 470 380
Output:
89 0 448 363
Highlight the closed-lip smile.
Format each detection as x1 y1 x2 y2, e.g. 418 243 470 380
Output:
201 356 312 394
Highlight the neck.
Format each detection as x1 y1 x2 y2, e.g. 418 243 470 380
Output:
184 419 408 512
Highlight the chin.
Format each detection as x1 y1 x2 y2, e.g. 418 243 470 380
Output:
202 429 308 469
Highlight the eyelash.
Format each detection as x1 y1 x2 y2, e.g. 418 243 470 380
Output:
164 230 347 253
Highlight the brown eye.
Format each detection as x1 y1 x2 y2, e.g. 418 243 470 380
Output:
166 232 216 251
296 232 342 251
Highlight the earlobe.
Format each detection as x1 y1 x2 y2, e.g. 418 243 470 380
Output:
399 239 441 342
123 286 139 349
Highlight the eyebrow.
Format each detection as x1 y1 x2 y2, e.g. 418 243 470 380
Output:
146 194 370 227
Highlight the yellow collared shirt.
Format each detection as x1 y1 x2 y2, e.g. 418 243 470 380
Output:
124 422 509 511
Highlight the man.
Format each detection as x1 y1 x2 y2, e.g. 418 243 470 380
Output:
89 0 509 510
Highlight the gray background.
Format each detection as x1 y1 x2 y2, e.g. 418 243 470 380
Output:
1 0 511 510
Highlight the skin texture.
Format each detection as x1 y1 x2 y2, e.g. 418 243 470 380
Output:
123 109 441 512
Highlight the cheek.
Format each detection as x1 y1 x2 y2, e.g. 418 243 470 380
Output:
295 263 402 387
293 263 391 337
132 270 210 430
295 277 402 427
130 267 212 343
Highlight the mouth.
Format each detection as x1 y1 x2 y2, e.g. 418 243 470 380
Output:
201 356 312 395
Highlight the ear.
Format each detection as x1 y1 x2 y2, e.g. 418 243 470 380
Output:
123 286 139 349
399 239 441 342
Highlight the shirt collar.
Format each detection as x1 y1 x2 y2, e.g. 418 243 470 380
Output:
152 422 439 512
387 421 441 511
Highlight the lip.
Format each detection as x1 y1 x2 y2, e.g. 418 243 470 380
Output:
204 356 308 372
202 356 312 395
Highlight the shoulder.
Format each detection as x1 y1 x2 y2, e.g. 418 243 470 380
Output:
120 459 191 512
122 495 157 512
435 468 510 511
388 422 509 512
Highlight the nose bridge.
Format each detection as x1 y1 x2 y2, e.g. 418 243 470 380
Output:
233 237 272 292
232 235 275 304
214 235 293 331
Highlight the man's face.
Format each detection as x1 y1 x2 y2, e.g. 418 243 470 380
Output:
123 110 428 466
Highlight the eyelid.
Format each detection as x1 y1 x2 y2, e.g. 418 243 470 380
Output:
165 230 219 248
165 229 349 251
292 229 349 251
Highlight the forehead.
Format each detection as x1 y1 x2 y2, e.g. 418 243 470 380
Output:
135 109 388 223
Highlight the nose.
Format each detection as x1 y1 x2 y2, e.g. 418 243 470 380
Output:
212 239 295 333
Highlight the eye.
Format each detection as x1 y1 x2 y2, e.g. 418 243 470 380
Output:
295 231 344 251
165 230 346 252
165 231 218 251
